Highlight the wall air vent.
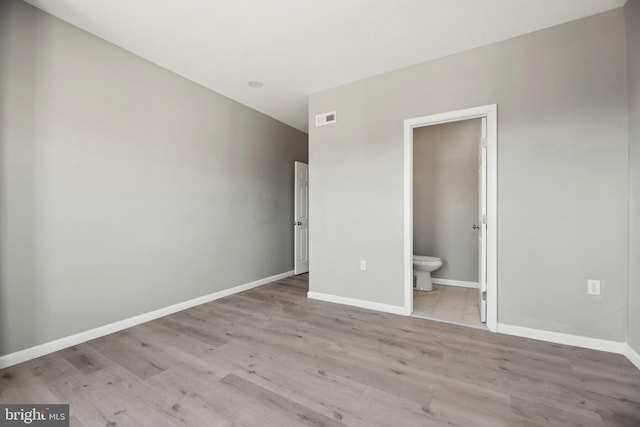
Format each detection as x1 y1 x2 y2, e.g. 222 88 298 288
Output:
315 111 337 127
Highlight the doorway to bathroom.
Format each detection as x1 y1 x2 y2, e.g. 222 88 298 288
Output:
403 105 497 332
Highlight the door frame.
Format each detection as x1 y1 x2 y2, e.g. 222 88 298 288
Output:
403 104 498 332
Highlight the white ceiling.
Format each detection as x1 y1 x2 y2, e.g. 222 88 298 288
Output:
24 0 626 132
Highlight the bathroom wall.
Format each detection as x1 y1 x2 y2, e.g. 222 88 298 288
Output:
626 0 640 355
308 9 628 341
413 119 480 284
0 0 308 356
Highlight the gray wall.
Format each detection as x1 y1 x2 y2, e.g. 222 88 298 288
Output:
0 0 308 356
309 9 628 341
626 0 640 354
413 120 480 283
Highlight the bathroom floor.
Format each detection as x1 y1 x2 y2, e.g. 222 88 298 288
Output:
413 284 485 329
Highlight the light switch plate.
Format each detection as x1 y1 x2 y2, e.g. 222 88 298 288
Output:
587 279 601 295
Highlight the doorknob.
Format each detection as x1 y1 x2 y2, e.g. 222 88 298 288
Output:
472 224 480 230
294 221 302 226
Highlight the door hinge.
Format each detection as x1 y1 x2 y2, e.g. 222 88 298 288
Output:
482 291 487 301
482 214 487 225
481 138 487 148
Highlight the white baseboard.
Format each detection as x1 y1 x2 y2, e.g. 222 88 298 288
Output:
431 278 479 288
0 270 294 369
625 343 640 370
307 291 410 316
496 323 626 354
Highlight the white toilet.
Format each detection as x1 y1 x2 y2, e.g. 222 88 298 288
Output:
413 255 443 291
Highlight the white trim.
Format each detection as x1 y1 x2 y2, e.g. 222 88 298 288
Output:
0 271 294 369
497 323 626 354
431 278 479 288
625 343 640 370
404 104 498 332
307 291 410 316
403 112 414 316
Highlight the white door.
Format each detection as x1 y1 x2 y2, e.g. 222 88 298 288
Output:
294 161 309 274
478 118 488 323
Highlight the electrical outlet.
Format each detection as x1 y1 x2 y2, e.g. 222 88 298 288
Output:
360 260 367 271
587 279 601 295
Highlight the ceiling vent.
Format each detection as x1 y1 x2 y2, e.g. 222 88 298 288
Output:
315 111 337 127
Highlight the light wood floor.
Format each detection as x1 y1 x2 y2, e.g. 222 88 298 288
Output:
413 285 484 328
1 274 639 426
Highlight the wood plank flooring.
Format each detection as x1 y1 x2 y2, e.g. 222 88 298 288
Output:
1 274 639 426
